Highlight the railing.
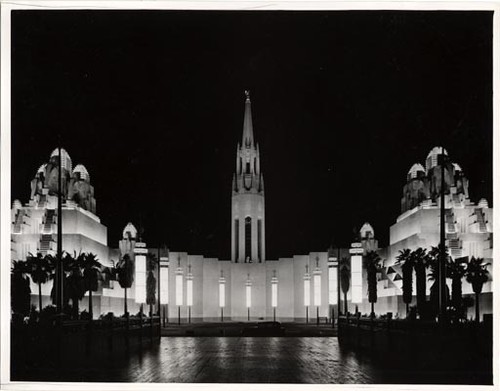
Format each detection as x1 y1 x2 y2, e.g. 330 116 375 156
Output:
338 314 486 334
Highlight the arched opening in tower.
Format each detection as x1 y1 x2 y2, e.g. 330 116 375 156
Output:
245 216 252 262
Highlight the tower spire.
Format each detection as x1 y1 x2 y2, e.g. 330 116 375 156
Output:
242 90 254 147
232 90 265 263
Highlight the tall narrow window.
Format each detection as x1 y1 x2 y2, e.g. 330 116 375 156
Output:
235 219 239 262
257 219 262 262
245 216 252 262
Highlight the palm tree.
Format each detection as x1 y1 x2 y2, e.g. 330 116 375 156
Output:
339 257 350 314
146 253 157 318
412 247 429 316
396 249 413 317
427 246 450 318
65 252 85 319
465 257 490 322
364 251 382 318
26 253 55 312
116 254 134 318
448 258 467 313
11 260 32 317
81 253 102 320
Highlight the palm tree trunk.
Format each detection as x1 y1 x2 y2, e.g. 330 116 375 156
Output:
73 297 79 319
406 303 409 318
371 302 374 318
475 292 480 323
344 293 348 314
125 287 129 345
124 287 128 316
89 290 93 320
38 282 43 312
150 303 154 341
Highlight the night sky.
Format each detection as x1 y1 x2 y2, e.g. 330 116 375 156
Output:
11 10 493 259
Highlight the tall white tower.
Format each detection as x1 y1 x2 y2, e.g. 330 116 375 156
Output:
231 91 265 263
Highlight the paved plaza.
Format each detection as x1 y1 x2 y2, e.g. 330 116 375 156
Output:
13 335 492 384
70 337 381 383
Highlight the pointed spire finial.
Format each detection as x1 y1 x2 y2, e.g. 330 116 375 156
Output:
242 90 254 147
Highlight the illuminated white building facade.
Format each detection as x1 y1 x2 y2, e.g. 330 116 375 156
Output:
349 148 493 318
11 93 332 321
11 148 118 312
11 96 493 321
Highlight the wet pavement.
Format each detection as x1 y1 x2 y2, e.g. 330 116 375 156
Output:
69 337 381 383
14 335 492 384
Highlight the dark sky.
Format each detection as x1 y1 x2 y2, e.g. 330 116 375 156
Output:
11 10 493 259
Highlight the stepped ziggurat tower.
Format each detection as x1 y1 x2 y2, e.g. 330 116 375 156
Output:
11 92 493 321
231 90 265 263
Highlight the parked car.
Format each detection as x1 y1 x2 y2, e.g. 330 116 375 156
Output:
241 321 285 336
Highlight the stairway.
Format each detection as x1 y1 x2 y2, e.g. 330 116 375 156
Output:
445 210 456 233
13 210 25 233
475 209 487 233
39 234 54 255
448 238 462 258
42 209 56 234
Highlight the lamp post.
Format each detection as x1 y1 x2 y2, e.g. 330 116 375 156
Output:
246 274 252 321
219 270 225 322
56 145 64 316
159 249 169 328
438 146 448 324
186 264 193 324
313 256 322 326
304 265 310 324
175 256 183 325
271 270 278 322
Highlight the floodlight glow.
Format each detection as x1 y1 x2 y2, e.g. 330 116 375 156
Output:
328 266 338 305
134 254 146 303
219 277 225 308
271 276 278 308
186 276 193 307
160 259 169 304
175 268 183 306
351 254 363 303
304 277 310 307
246 280 252 308
313 272 321 307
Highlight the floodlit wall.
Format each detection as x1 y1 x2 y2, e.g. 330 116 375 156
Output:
231 193 265 263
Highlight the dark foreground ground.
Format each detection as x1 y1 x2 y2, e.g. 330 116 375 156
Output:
11 321 492 384
13 335 491 384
